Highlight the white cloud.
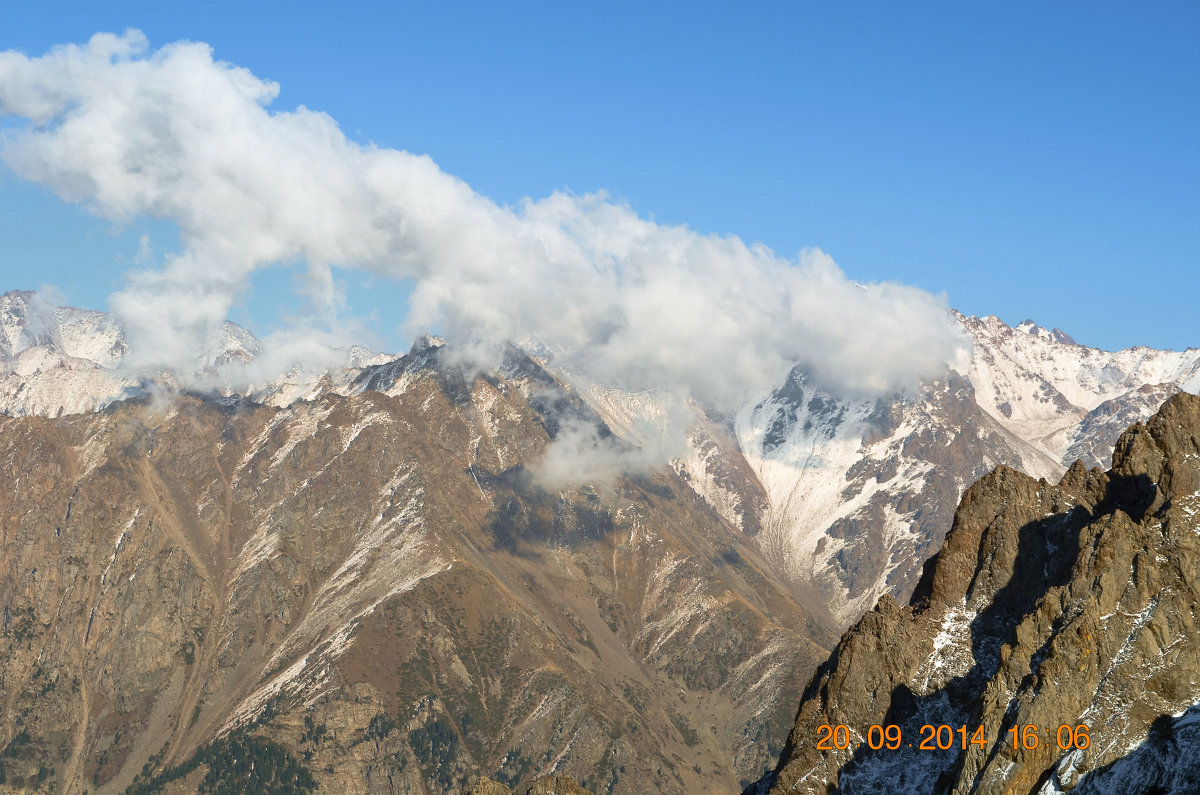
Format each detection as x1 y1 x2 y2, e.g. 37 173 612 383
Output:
0 30 967 431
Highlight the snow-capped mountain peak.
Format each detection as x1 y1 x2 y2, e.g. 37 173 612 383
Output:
0 290 395 417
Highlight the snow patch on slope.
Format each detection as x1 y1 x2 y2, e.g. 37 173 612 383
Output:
223 467 446 730
959 313 1200 463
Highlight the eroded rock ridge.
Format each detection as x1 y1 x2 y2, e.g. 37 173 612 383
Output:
763 391 1200 793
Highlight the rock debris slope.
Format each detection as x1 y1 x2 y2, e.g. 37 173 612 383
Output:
761 391 1200 794
0 340 831 793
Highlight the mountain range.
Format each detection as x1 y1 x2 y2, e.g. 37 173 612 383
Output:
2 288 1199 792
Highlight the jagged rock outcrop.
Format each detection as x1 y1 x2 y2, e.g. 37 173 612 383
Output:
761 391 1200 793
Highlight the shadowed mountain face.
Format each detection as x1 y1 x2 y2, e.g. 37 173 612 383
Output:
759 392 1200 794
0 345 834 794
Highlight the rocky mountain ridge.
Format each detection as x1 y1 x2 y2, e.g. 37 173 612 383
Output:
0 336 832 793
6 289 1199 629
4 288 1200 792
760 390 1200 793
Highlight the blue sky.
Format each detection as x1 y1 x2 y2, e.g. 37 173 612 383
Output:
0 1 1196 353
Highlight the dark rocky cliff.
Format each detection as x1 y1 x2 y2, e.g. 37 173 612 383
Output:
761 391 1200 794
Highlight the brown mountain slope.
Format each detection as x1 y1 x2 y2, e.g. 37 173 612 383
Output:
0 346 833 793
761 391 1200 794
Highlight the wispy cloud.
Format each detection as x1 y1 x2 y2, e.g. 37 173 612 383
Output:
0 30 966 419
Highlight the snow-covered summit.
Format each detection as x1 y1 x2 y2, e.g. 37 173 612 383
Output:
956 310 1200 464
0 290 393 417
1 290 126 366
1013 317 1078 346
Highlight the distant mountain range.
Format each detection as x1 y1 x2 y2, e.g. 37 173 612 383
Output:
2 287 1198 792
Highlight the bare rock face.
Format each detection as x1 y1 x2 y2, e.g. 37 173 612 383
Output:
0 344 832 793
761 392 1200 793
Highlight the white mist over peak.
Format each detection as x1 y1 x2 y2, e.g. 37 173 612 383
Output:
0 289 398 417
0 30 965 418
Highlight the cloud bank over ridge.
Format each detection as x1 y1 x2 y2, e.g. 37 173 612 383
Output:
0 30 965 415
